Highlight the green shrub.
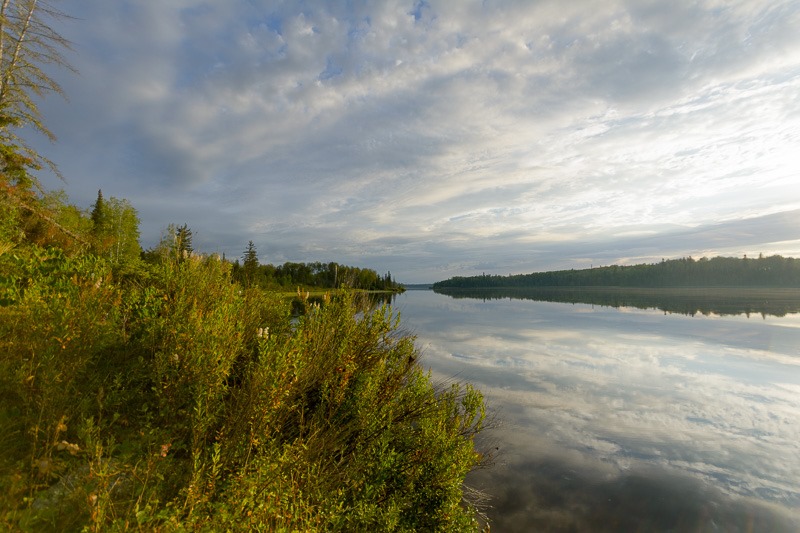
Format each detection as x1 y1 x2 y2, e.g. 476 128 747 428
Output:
208 293 487 531
1 245 489 531
0 247 122 529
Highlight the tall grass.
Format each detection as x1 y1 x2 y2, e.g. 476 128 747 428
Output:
1 246 489 531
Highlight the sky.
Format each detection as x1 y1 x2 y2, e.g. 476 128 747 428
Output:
27 0 800 283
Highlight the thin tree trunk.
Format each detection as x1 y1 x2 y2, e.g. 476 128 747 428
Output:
0 1 37 107
3 186 89 245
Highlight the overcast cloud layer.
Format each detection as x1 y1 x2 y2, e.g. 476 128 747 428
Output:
29 0 800 282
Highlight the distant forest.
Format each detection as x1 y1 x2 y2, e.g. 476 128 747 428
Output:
227 241 403 292
433 255 800 289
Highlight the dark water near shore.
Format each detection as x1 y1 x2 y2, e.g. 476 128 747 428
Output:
394 289 800 532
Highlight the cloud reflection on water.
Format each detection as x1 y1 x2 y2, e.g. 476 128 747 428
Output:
396 291 800 531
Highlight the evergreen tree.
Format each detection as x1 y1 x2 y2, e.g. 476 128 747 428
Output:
243 240 258 268
89 189 109 256
242 240 258 287
89 189 106 254
90 189 104 227
175 223 193 260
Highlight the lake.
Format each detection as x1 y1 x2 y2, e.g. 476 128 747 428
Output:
392 289 800 532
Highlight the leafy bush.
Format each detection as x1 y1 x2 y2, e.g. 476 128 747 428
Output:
0 247 121 530
1 244 489 531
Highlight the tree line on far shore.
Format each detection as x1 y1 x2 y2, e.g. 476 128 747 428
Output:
433 255 800 289
231 240 403 292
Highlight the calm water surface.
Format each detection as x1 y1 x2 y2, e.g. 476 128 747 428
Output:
393 290 800 532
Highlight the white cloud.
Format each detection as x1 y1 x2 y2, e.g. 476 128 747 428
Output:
26 0 800 280
404 295 800 509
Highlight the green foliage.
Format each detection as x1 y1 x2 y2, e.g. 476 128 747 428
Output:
1 231 489 531
207 293 486 531
89 193 141 270
232 255 405 293
0 246 120 527
1 143 40 245
241 240 258 287
142 223 199 267
90 190 105 228
2 153 92 252
174 223 193 259
21 189 91 254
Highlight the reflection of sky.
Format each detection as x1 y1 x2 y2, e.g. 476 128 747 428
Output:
395 291 800 530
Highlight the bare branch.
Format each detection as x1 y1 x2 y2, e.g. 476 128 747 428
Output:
0 0 73 190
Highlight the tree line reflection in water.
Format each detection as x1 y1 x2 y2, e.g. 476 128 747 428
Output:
433 286 800 318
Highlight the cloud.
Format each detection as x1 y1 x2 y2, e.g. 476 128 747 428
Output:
26 0 800 281
401 292 800 520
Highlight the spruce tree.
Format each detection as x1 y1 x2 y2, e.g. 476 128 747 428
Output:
242 240 258 287
175 224 193 260
90 189 105 227
89 189 106 255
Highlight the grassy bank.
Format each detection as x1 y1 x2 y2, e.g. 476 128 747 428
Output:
0 247 488 531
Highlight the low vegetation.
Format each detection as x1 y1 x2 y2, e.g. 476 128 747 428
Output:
0 213 489 531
